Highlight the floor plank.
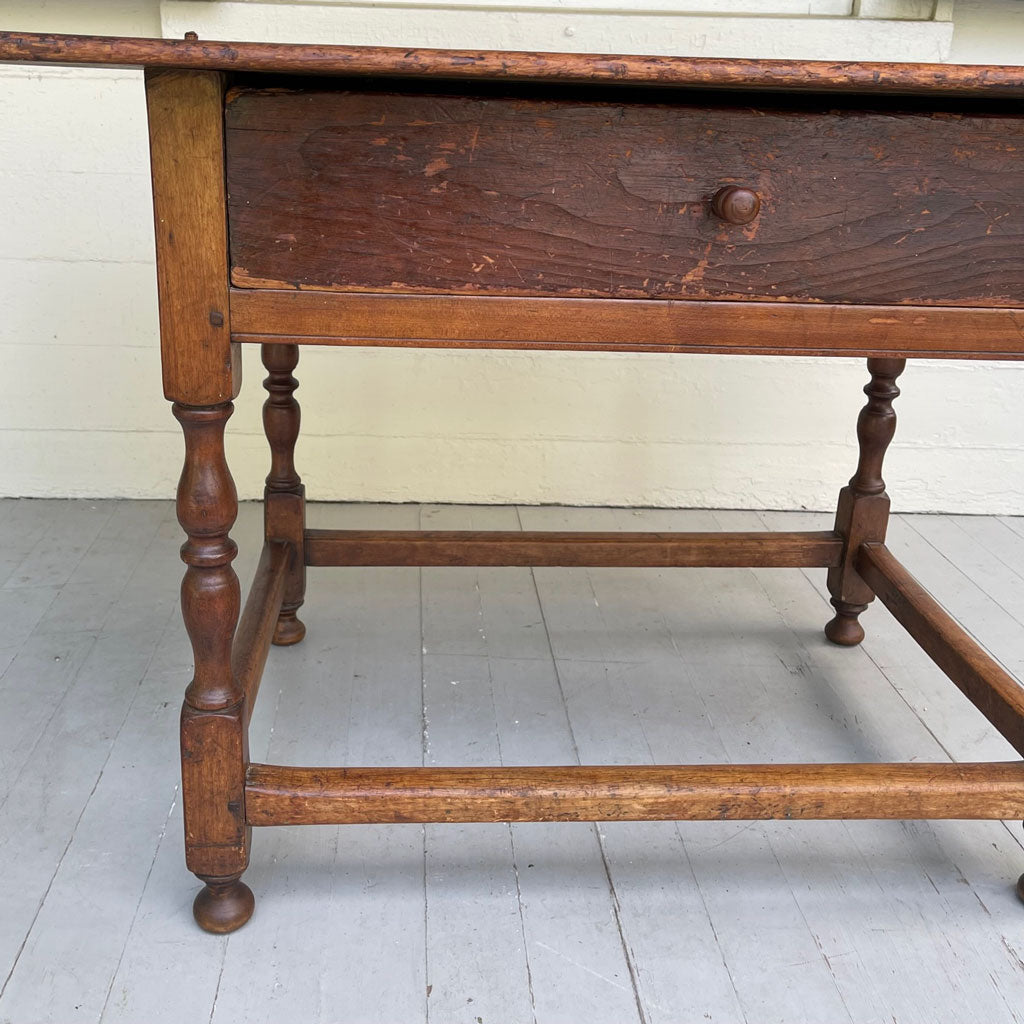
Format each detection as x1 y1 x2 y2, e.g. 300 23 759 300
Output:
524 506 853 1024
421 504 641 1024
212 503 429 1024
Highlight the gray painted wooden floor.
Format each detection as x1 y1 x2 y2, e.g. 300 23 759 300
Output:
2 499 1024 1024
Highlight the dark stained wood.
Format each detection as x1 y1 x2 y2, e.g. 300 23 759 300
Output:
232 540 290 726
304 528 843 568
825 358 905 645
848 360 906 498
711 185 760 226
176 403 243 713
244 762 1024 826
145 69 239 405
191 873 255 935
856 542 1024 757
261 345 306 646
229 291 1024 360
173 402 253 933
4 32 1024 98
226 87 1024 308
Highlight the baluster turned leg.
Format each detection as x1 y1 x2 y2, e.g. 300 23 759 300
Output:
825 358 906 646
175 402 254 933
262 344 306 645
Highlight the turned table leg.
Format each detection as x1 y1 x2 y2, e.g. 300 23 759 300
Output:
174 402 254 933
262 344 306 646
825 357 906 646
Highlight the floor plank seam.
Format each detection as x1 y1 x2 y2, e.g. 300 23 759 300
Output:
97 786 180 1024
0 634 100 817
0 752 110 1005
418 540 431 1024
950 517 1024 588
507 824 540 1024
0 576 185 1011
902 515 1024 634
535 558 650 1022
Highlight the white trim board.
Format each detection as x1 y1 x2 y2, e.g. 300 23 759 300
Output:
161 1 954 60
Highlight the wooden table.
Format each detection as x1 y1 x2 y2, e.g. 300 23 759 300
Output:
3 31 1024 935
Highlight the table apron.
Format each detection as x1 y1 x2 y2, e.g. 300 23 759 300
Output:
230 289 1024 358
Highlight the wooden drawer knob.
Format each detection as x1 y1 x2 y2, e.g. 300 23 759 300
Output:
711 186 761 225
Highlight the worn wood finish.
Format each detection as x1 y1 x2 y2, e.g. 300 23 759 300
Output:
244 762 1024 825
232 540 289 726
304 528 843 568
825 358 906 645
4 32 1024 97
261 345 306 646
145 70 239 405
226 87 1024 308
8 30 1024 931
856 542 1024 757
229 290 1024 359
173 402 253 934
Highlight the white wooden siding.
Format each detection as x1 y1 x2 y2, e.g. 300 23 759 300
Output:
2 2 1024 511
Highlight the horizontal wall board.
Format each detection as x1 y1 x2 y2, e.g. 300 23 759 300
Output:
213 0 854 12
0 170 153 263
8 343 1024 447
0 261 157 348
162 3 953 63
4 427 1023 512
0 67 150 174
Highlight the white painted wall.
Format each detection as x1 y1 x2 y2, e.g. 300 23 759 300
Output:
1 0 1022 511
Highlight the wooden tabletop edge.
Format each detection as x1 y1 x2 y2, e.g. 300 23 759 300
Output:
2 31 1024 94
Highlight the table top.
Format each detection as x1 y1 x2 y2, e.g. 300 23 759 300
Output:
2 31 1024 98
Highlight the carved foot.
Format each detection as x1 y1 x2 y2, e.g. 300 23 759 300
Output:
193 874 255 934
272 609 306 646
824 600 867 647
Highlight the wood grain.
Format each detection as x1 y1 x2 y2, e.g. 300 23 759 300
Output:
173 401 252 931
225 87 1024 307
145 69 238 405
304 528 843 568
4 32 1024 97
244 762 1024 825
229 290 1024 359
856 541 1024 757
232 540 289 726
261 345 305 646
825 358 905 645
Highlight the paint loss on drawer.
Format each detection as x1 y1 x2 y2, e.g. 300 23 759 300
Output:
225 85 1024 307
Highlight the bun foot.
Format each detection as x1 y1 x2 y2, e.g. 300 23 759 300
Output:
193 875 255 934
1016 874 1024 904
272 610 306 646
825 601 867 647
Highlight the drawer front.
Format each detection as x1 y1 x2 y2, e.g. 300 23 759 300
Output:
225 87 1024 307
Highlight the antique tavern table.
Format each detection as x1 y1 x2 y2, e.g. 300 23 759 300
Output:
3 31 1024 934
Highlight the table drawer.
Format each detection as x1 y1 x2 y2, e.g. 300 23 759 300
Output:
225 85 1024 307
